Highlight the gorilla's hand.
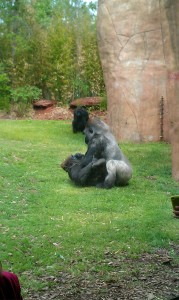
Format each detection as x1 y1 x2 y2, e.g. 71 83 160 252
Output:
72 153 84 160
92 158 106 169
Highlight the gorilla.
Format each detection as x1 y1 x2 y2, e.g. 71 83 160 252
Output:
61 153 107 187
82 117 133 188
72 107 89 133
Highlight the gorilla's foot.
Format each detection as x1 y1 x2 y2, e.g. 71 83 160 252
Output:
96 182 105 188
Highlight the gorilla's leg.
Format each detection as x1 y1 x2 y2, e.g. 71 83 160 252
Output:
103 160 117 189
72 120 78 133
104 160 132 188
114 160 132 185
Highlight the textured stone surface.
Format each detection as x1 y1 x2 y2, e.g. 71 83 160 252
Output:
69 97 102 109
163 0 179 181
97 0 179 180
33 100 56 109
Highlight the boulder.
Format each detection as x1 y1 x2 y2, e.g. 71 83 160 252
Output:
97 0 179 180
33 100 56 109
70 97 102 109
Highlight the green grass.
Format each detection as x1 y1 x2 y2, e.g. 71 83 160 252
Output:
0 120 179 293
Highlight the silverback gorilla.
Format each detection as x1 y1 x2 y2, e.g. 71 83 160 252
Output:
62 117 132 188
82 117 133 188
61 153 107 187
72 107 89 133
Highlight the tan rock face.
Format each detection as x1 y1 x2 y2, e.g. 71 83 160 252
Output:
164 0 179 181
97 0 179 180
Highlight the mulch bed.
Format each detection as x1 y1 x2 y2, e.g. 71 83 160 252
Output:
25 246 179 300
33 106 107 121
0 105 107 122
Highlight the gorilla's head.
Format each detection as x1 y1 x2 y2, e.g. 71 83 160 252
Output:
84 117 110 144
74 107 88 119
74 108 82 117
61 156 74 172
61 153 84 171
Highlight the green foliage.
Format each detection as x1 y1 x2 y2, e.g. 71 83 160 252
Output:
11 85 42 104
0 0 106 105
10 85 42 116
0 63 11 111
73 77 90 98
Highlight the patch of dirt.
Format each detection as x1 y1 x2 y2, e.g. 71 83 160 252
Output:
25 245 179 300
34 106 74 120
0 105 107 121
33 106 107 121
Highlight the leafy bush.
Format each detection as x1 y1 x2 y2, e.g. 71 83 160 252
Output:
0 64 11 112
73 78 91 99
11 86 42 104
11 86 42 116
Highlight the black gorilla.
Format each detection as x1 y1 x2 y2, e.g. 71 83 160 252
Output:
72 107 89 133
61 153 107 187
82 117 133 188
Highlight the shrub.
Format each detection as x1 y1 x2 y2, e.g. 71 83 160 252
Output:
0 64 11 112
11 86 42 116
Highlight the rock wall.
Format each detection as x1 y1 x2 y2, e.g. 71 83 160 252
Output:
97 0 179 180
163 0 179 180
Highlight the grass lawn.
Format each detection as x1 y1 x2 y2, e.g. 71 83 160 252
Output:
0 120 179 299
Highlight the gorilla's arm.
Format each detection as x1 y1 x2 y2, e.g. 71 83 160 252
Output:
61 155 107 187
80 134 104 168
75 158 107 186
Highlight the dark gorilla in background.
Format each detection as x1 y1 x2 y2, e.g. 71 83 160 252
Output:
82 117 133 188
61 153 107 187
72 107 89 133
